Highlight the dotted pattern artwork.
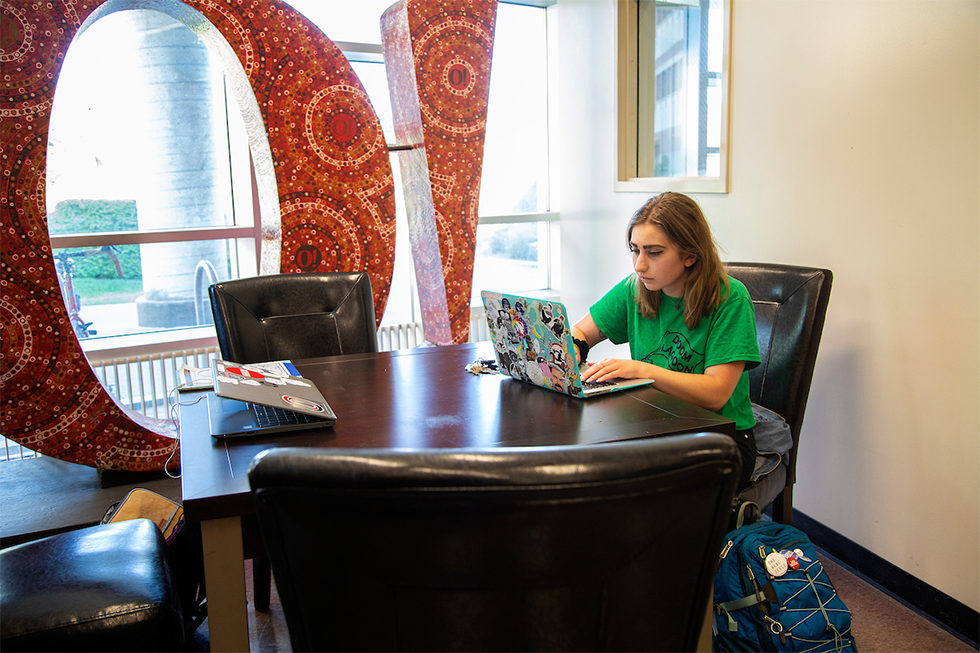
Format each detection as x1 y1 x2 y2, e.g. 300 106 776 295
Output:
382 0 497 345
0 0 394 470
196 0 396 317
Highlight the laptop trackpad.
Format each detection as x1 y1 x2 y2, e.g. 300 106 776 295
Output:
208 393 258 437
213 394 249 413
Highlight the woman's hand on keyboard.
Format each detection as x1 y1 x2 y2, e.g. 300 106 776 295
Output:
581 358 648 383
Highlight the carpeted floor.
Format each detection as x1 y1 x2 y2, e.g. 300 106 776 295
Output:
819 553 976 653
189 556 978 653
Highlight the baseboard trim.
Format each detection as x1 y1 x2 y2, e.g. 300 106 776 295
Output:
794 509 979 648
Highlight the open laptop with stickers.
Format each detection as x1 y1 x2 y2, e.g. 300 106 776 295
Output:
480 291 654 399
207 359 336 438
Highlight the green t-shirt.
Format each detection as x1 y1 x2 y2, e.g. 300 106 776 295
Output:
590 275 761 431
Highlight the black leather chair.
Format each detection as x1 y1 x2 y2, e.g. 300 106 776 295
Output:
726 263 833 525
209 271 379 612
208 271 378 363
0 520 184 652
248 434 740 652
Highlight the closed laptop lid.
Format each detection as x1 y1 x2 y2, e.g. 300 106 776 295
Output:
211 359 336 420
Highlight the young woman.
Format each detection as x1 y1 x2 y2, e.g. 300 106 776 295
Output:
572 192 760 488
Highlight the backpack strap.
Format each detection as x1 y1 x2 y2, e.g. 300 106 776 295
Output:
735 501 761 529
715 593 767 632
713 502 766 634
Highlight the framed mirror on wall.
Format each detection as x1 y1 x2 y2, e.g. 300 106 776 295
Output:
616 0 732 193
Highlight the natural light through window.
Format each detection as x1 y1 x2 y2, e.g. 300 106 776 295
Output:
47 9 255 343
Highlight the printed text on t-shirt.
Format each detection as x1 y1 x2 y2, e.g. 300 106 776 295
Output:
643 331 705 374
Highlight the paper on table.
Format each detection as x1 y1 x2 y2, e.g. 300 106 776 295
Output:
178 365 213 390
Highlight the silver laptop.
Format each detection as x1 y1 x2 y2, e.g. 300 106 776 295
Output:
207 359 336 438
481 291 654 399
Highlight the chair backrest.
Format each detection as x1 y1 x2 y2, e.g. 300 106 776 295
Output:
248 433 740 652
209 271 377 364
725 263 832 481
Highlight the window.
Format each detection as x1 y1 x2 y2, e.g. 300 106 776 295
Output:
472 2 556 304
49 1 556 348
616 0 731 193
47 9 256 345
288 0 558 329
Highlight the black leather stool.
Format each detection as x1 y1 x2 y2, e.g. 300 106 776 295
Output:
0 519 185 652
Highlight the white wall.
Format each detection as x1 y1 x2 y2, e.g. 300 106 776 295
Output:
556 0 979 609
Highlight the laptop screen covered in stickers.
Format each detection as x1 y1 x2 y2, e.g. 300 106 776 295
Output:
480 291 654 398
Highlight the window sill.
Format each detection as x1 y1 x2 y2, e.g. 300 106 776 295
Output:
81 326 218 362
614 177 728 194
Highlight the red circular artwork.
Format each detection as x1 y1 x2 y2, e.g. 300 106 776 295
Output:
329 112 359 144
0 10 20 52
381 0 497 345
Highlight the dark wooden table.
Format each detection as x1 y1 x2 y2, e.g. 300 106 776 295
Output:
178 342 734 652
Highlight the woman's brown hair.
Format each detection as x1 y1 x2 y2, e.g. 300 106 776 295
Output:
628 192 728 329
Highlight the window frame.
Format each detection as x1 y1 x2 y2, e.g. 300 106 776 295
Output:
48 17 260 355
48 216 258 356
615 0 733 194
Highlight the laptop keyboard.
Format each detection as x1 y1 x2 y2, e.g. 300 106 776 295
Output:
583 379 616 390
253 403 326 427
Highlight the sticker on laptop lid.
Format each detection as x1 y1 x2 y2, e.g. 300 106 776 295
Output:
282 395 326 412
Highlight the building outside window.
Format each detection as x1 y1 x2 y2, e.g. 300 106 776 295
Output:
47 9 256 344
616 0 731 193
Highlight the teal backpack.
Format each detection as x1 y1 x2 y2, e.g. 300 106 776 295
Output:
713 504 858 653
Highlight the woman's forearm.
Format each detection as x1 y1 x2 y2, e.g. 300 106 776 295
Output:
584 358 745 412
